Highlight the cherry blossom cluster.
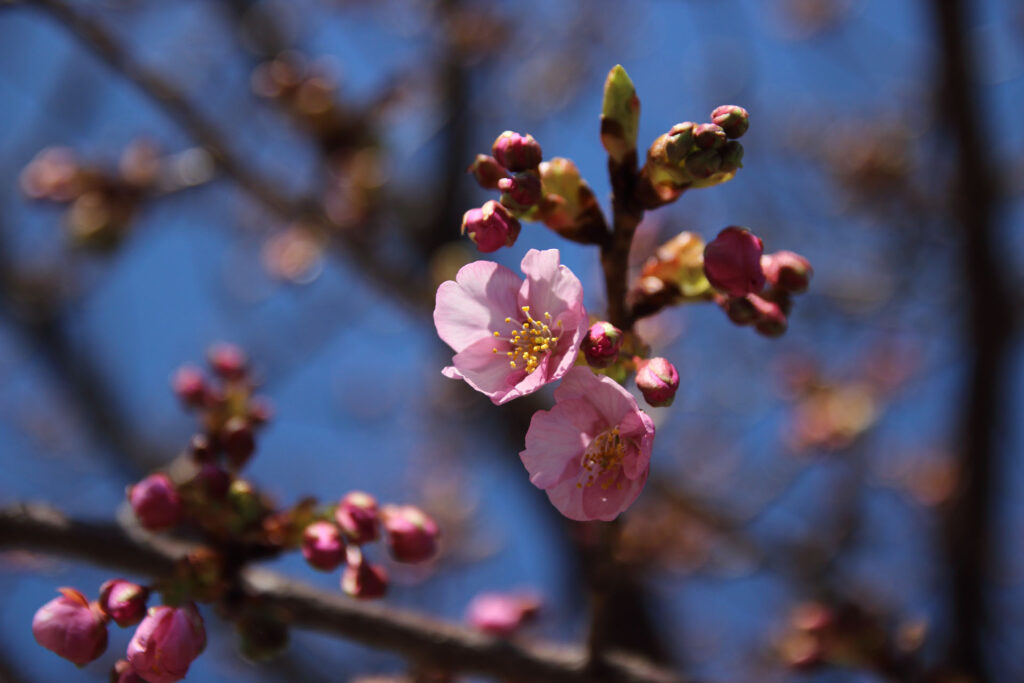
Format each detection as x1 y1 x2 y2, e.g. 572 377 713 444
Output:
33 344 439 680
33 584 204 683
436 65 813 523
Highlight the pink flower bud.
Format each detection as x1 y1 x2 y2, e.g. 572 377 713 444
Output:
341 554 389 599
703 226 766 297
761 250 813 293
582 322 623 368
32 588 108 666
302 521 345 571
112 659 144 683
127 604 206 683
664 122 696 163
196 463 231 498
710 105 750 139
750 294 788 337
98 579 149 627
693 123 727 150
468 154 507 190
465 592 541 636
128 474 182 531
171 365 206 407
335 491 380 544
381 504 440 563
207 342 247 380
497 171 542 209
719 140 745 173
683 148 722 179
461 200 521 253
491 131 542 172
222 416 255 468
635 357 679 407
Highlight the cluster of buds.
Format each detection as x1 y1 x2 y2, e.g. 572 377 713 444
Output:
465 591 542 636
33 583 205 682
703 227 813 338
19 142 165 248
640 105 749 207
467 133 606 248
300 492 441 599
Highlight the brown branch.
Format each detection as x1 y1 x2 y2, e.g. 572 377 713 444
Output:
929 1 1013 680
0 502 686 683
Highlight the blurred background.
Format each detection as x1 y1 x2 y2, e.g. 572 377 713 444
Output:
1 0 1022 681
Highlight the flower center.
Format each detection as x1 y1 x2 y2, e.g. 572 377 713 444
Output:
491 306 561 374
578 426 626 490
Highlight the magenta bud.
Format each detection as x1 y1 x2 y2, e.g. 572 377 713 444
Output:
112 659 144 683
128 474 182 531
302 521 345 571
222 417 255 468
665 122 696 164
461 200 521 253
207 343 247 380
635 357 680 407
341 556 389 599
466 592 541 636
468 154 507 190
582 322 623 368
171 365 206 406
497 171 542 208
335 491 380 544
381 504 440 563
704 226 766 297
711 105 750 139
693 123 727 150
127 603 206 683
762 250 813 293
750 295 788 337
32 588 108 666
196 463 231 498
98 580 149 628
491 131 542 172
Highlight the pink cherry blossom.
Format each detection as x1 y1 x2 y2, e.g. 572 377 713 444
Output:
434 249 588 405
127 603 206 683
520 366 655 521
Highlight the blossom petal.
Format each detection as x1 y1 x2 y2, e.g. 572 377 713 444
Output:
434 260 521 354
580 466 648 521
519 249 585 325
449 337 525 404
521 398 604 489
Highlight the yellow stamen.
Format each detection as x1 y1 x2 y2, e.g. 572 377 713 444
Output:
490 306 560 374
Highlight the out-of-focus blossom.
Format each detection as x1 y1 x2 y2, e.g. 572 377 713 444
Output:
126 604 206 683
465 592 541 636
32 588 108 665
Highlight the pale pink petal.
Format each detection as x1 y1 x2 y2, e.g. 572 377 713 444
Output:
450 338 524 403
621 411 656 480
434 261 521 353
581 466 648 521
441 365 463 379
519 250 585 320
521 398 604 488
545 474 588 521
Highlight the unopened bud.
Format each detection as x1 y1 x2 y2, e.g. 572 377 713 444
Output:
468 154 506 190
537 157 582 230
171 365 206 406
718 141 745 173
497 171 542 209
302 521 345 571
582 322 623 368
665 122 696 164
341 552 388 599
196 463 231 498
600 65 640 163
128 474 182 531
710 105 749 139
32 588 108 666
222 417 255 468
693 123 727 150
461 200 521 253
466 592 542 636
762 250 813 293
381 504 440 563
635 357 679 407
721 295 758 326
99 579 149 627
127 603 206 683
335 491 380 545
683 148 722 179
642 231 711 298
229 479 263 522
207 343 247 380
492 131 542 172
703 226 766 296
188 434 213 463
750 294 788 337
